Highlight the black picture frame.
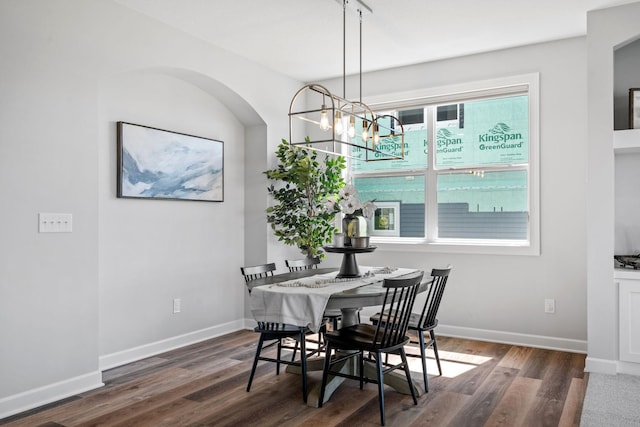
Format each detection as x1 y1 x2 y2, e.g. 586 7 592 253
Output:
629 88 640 129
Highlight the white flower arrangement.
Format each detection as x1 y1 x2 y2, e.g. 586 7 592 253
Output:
338 184 377 219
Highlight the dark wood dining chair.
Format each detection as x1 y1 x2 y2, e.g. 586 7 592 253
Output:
370 266 451 392
241 262 310 402
285 257 320 271
241 262 277 283
319 271 424 426
285 257 343 331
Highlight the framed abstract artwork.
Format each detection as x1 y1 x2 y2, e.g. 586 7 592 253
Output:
117 122 224 202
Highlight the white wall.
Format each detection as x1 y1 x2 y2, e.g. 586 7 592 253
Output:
0 0 300 418
98 71 247 358
587 1 640 374
319 37 589 351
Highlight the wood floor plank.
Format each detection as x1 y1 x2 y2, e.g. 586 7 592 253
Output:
444 354 502 396
447 366 519 426
1 367 195 427
483 376 543 427
520 347 555 380
525 396 566 427
497 345 535 370
71 360 247 427
0 332 588 427
557 377 587 427
407 391 470 426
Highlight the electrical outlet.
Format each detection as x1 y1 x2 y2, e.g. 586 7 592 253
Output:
544 298 555 314
173 298 181 314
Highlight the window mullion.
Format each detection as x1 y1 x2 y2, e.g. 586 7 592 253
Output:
426 106 438 241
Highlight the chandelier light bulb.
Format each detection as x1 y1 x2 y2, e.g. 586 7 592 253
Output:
361 120 369 142
320 104 330 131
335 111 344 135
348 116 356 138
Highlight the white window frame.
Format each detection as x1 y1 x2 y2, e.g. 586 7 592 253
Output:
348 73 540 256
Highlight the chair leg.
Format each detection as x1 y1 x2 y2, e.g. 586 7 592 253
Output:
400 348 418 405
276 338 282 375
418 332 429 392
299 329 308 403
318 343 333 408
431 330 442 376
291 338 299 362
375 350 386 426
359 350 365 390
247 333 265 392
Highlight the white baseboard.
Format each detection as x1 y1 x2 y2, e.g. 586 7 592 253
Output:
437 324 588 354
617 361 640 376
585 357 618 374
0 371 103 421
99 319 246 370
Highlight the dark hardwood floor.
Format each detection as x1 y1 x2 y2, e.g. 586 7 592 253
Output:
0 330 587 426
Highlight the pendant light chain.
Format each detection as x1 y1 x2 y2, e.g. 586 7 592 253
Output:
287 0 405 161
359 9 363 104
343 0 346 99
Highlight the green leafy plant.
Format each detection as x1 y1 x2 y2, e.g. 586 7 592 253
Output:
265 139 346 258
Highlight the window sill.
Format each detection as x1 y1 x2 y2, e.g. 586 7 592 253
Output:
370 237 539 256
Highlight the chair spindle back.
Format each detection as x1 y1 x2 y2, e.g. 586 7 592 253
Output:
373 271 424 349
416 266 451 330
240 263 277 284
285 257 320 272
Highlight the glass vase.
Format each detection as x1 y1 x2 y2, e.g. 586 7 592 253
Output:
342 215 367 246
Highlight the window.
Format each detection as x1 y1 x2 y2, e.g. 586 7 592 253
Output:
345 74 539 255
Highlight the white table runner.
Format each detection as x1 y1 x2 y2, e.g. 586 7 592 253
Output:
249 266 418 332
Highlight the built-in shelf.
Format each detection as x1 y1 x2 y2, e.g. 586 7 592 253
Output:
615 268 640 280
614 129 640 153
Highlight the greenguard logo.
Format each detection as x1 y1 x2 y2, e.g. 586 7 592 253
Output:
478 123 523 150
436 128 463 153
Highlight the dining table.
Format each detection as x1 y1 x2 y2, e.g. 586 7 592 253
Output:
248 266 431 407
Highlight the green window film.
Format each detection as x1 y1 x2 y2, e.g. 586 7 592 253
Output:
435 95 528 168
437 170 528 239
352 108 428 173
353 175 426 238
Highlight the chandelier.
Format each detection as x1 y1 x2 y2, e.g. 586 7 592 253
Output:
288 0 405 161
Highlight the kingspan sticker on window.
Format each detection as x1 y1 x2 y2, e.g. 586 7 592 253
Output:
436 95 528 168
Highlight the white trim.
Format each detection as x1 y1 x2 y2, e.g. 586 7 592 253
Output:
438 324 587 354
351 72 541 257
0 371 103 420
371 238 537 256
585 357 619 375
366 73 538 109
617 360 640 376
99 319 245 370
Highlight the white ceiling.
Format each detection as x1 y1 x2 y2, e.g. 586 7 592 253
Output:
115 0 634 82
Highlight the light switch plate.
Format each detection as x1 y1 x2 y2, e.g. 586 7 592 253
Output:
39 213 73 233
